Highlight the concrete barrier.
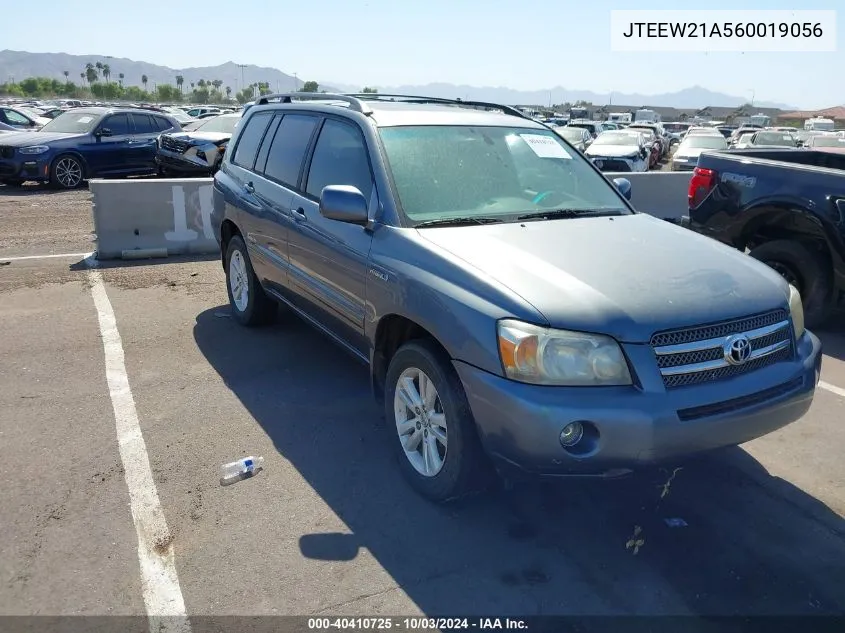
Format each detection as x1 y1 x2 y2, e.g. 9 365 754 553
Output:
89 171 691 259
90 178 218 260
607 171 691 220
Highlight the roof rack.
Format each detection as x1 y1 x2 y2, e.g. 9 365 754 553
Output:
344 93 531 120
251 92 372 115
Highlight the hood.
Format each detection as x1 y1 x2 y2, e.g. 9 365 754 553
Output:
416 214 789 343
586 144 640 158
0 131 84 147
167 131 231 143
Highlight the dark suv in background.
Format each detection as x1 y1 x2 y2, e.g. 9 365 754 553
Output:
211 93 820 503
0 107 179 188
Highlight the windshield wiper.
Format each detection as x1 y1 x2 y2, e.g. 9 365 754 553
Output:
516 208 627 221
414 216 504 228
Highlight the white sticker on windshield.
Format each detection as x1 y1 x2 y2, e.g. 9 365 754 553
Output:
77 116 93 123
783 135 792 141
520 134 571 158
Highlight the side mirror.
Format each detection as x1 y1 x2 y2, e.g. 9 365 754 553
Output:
96 127 112 137
319 185 369 225
613 177 632 201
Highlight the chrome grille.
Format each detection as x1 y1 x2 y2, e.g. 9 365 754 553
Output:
652 310 793 389
160 136 189 153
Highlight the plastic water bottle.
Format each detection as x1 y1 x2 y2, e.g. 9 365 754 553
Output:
220 456 264 485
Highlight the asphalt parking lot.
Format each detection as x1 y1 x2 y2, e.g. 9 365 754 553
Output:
2 184 845 626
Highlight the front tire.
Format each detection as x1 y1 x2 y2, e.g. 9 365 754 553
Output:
748 239 833 329
384 339 489 503
50 154 84 189
225 235 277 326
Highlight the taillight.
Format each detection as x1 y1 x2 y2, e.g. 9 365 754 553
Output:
688 167 717 207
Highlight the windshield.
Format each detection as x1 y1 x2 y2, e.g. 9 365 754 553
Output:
378 125 631 224
752 132 795 147
592 132 639 146
556 128 585 143
680 135 727 150
39 111 100 134
810 136 845 147
195 115 240 134
664 123 690 133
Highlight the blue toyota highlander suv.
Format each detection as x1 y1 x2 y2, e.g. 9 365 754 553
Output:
211 93 822 502
0 107 180 188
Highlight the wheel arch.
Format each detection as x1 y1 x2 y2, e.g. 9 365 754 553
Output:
51 150 90 179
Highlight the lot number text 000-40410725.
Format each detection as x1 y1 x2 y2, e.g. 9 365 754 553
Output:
610 9 837 52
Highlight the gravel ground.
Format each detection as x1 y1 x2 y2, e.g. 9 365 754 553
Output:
0 183 95 257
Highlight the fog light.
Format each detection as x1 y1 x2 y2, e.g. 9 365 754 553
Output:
559 422 584 447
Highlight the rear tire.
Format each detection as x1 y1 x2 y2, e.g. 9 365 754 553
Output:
224 235 277 327
384 339 490 503
748 239 833 329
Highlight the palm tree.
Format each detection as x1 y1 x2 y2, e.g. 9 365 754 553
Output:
198 79 206 88
95 61 103 77
63 70 69 84
142 74 148 92
175 75 184 93
225 86 232 100
80 72 86 87
212 79 223 91
85 63 98 85
190 82 195 90
102 64 111 84
118 72 124 87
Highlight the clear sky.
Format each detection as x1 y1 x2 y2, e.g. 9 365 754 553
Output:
1 0 841 108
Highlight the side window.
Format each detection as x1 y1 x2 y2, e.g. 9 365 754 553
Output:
6 110 30 125
155 117 173 131
232 112 273 170
263 114 318 188
131 114 157 134
253 115 283 174
102 113 131 135
305 119 373 201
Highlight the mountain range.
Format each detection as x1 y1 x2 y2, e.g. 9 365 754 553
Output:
0 50 794 110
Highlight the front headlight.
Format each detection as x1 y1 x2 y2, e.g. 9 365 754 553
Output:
20 145 50 155
497 319 632 386
788 284 804 339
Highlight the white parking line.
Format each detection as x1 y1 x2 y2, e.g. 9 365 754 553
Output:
0 252 94 261
88 268 192 633
820 381 845 399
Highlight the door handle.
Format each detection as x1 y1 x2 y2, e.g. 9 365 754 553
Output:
244 181 255 194
292 207 307 222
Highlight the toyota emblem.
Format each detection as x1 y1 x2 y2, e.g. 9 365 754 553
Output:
724 334 752 366
594 159 604 168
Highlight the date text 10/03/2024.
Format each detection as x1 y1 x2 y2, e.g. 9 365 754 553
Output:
307 618 528 630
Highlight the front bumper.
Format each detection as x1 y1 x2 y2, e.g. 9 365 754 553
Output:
590 156 638 172
0 157 50 182
671 160 697 171
454 330 822 477
155 148 214 175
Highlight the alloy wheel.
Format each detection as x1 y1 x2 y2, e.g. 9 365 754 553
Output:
393 367 448 477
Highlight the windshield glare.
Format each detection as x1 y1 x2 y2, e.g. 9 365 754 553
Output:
39 111 100 134
378 125 631 223
556 128 584 142
753 133 795 146
811 136 845 147
196 115 240 134
593 133 639 146
681 136 727 150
